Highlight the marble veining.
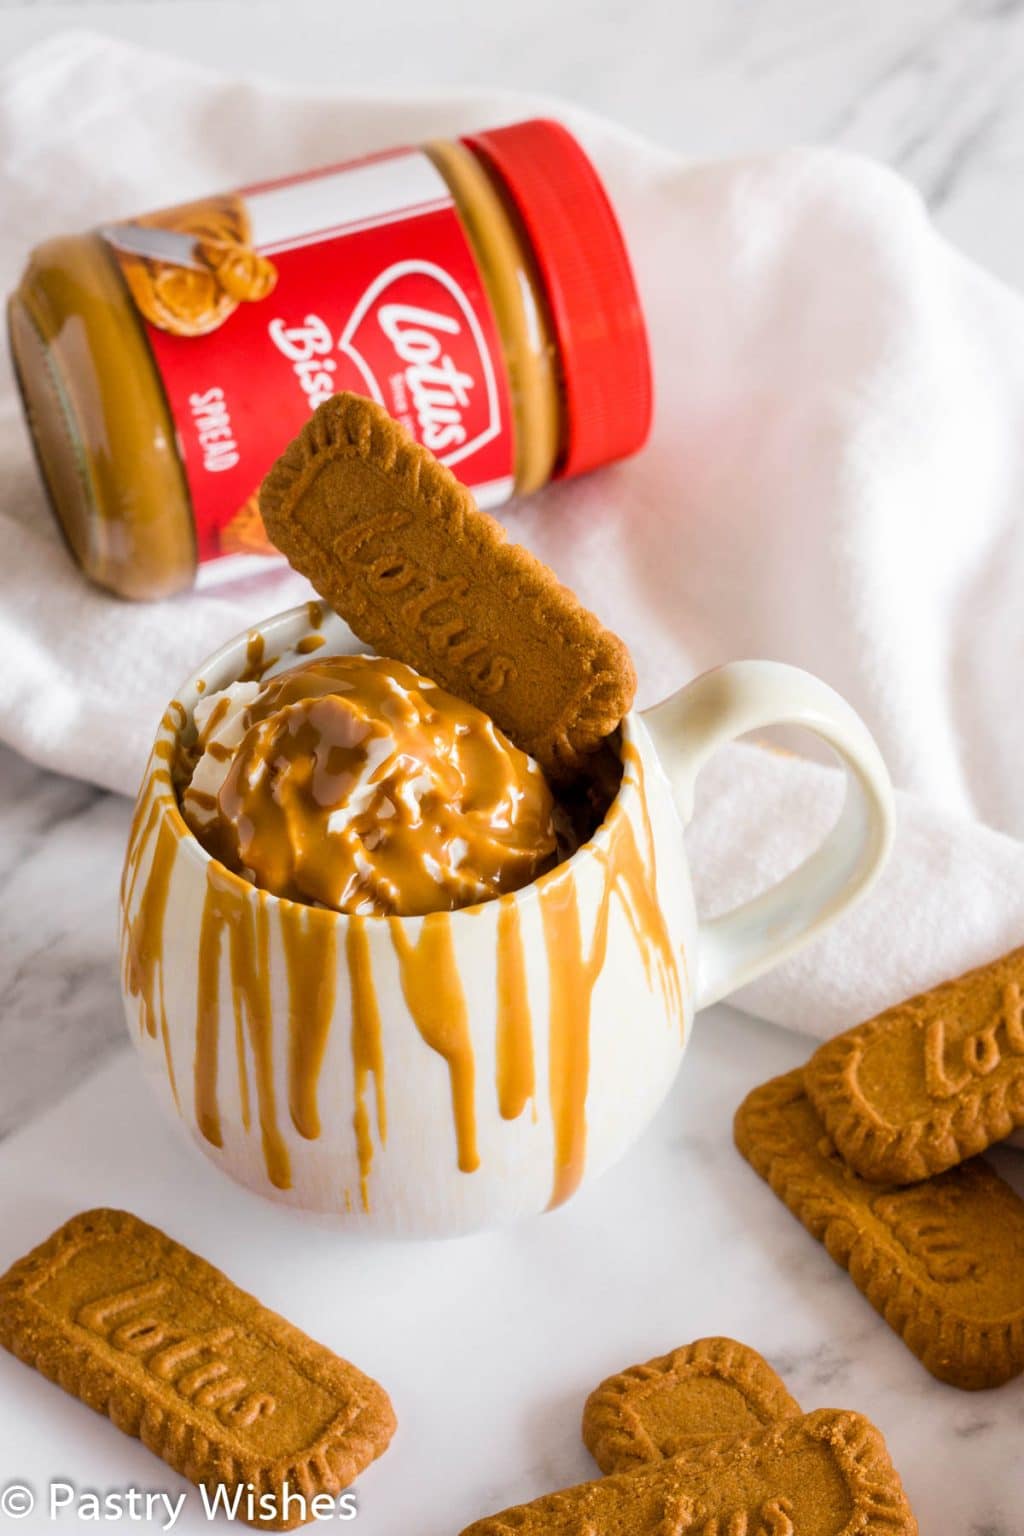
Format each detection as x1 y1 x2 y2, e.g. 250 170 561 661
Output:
0 744 132 1140
0 1008 1020 1533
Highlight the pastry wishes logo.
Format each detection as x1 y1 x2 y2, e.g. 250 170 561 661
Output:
268 259 502 467
2 1481 358 1527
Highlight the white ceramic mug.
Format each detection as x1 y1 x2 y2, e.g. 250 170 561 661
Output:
120 601 893 1237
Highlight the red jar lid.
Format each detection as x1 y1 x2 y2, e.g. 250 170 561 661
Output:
463 119 652 481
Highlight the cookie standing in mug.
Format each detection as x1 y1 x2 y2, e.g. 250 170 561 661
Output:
119 409 893 1237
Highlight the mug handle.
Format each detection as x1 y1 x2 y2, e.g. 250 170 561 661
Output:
641 660 894 1011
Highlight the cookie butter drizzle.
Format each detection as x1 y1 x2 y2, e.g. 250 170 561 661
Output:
346 917 387 1209
239 631 277 682
282 903 337 1141
537 742 684 1206
495 898 534 1121
122 732 685 1212
389 914 479 1173
121 706 187 1107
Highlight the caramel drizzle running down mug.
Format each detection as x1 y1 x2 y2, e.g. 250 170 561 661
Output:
119 601 893 1237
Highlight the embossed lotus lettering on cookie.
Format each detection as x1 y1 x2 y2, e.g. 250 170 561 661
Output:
735 1069 1024 1389
482 1335 920 1536
328 507 519 697
922 984 1024 1097
459 1411 916 1536
805 949 1024 1184
0 1210 395 1532
870 1186 982 1284
77 1279 277 1429
259 392 638 779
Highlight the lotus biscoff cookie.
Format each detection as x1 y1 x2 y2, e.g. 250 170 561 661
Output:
805 948 1024 1184
461 1410 918 1535
582 1336 801 1475
0 1209 395 1531
259 392 637 780
735 1070 1024 1390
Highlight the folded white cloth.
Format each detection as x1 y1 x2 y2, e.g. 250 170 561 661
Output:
4 31 1024 1041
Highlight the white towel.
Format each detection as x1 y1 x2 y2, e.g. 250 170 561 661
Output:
4 31 1024 1041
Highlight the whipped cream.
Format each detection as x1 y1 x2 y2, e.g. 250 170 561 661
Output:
181 655 557 916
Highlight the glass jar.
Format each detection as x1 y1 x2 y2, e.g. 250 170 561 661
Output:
9 119 651 600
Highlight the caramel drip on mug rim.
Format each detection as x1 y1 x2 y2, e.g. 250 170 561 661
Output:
539 873 611 1208
347 917 386 1212
610 809 684 1031
194 878 225 1150
238 631 279 682
234 983 252 1133
195 870 290 1189
122 797 179 1108
389 915 479 1173
495 897 535 1121
282 902 337 1141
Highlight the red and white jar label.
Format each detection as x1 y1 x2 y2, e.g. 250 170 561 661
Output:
108 150 515 577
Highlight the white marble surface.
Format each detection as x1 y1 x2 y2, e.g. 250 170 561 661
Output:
1 1005 1021 1535
1 0 1023 1528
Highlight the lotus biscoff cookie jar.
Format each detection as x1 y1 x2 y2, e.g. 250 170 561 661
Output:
8 118 652 600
